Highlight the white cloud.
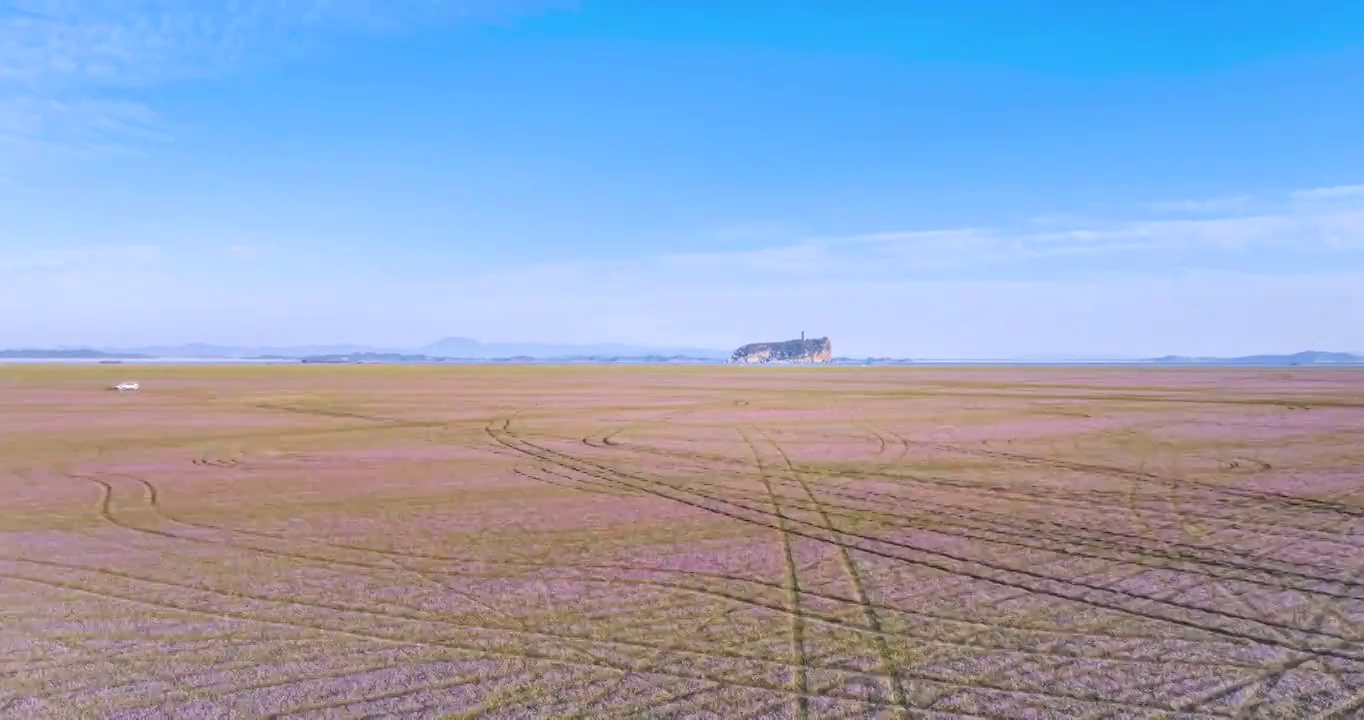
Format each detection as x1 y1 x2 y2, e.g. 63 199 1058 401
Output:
0 0 567 175
0 243 160 272
210 267 1364 357
4 182 1363 356
0 1 468 86
636 187 1364 282
1291 185 1364 201
306 182 1364 353
1152 195 1253 214
0 96 164 168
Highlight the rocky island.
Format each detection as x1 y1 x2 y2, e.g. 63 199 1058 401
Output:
729 335 832 364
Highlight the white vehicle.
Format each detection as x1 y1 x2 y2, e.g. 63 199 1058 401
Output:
111 381 140 391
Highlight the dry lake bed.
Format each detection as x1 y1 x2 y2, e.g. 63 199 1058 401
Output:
1 364 1362 719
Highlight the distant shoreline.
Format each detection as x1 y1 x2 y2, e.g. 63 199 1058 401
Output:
4 357 1362 367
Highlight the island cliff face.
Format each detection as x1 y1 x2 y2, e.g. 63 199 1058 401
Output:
729 337 832 364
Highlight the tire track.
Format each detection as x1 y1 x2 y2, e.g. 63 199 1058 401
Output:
0 570 911 714
583 426 1361 604
600 450 1361 601
1182 518 1364 717
261 664 531 719
529 425 1364 654
737 426 810 720
560 603 745 719
71 648 436 716
755 426 910 716
27 394 1358 717
12 561 1175 718
1054 528 1353 720
101 462 1247 659
817 421 1360 542
898 436 1363 519
485 428 1358 714
627 452 1358 606
7 555 809 677
567 417 1364 714
572 425 1359 548
488 423 1364 662
55 479 1217 710
852 426 1355 576
99 421 1355 676
72 476 916 679
513 467 629 497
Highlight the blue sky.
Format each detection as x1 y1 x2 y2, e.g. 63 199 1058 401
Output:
3 0 1364 357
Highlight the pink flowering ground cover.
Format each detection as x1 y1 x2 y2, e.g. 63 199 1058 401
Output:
1 363 1361 719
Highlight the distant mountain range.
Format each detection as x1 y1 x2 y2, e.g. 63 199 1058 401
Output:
419 337 728 360
0 337 730 361
0 348 145 359
1149 350 1364 366
2 343 1361 365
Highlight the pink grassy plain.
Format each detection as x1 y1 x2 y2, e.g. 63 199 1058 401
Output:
1 363 1361 719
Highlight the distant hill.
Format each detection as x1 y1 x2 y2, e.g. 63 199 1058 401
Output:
8 342 1359 366
0 348 146 359
0 338 730 361
298 352 440 363
118 343 378 359
421 337 728 359
1150 351 1364 366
